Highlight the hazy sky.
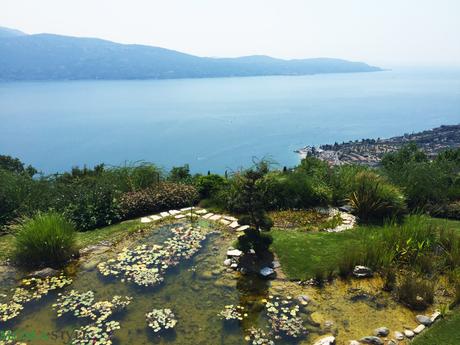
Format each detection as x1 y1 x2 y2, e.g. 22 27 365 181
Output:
2 0 460 67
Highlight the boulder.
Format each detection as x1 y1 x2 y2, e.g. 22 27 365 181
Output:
313 335 336 345
223 259 232 266
29 267 59 278
272 260 281 268
359 336 383 345
394 331 404 340
297 295 311 305
373 327 389 337
259 267 275 278
352 265 373 278
416 314 432 326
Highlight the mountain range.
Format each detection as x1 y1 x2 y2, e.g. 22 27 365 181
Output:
0 26 382 81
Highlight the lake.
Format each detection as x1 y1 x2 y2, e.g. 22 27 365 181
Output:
0 68 459 174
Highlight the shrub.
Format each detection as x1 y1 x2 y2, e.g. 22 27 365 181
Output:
348 171 406 223
237 228 273 256
56 179 122 231
119 183 199 218
397 274 435 310
14 212 76 267
194 174 227 199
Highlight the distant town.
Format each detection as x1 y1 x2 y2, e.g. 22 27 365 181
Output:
296 124 460 166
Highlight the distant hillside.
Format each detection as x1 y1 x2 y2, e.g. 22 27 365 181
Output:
0 26 382 81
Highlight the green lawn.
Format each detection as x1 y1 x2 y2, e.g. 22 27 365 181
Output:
0 218 146 262
271 227 365 280
271 216 460 280
412 309 460 345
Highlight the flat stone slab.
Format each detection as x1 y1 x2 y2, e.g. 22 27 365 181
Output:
229 221 240 228
431 311 441 322
227 249 243 257
404 330 415 338
195 209 208 214
29 267 59 278
394 331 405 340
209 215 222 221
219 219 231 225
236 225 250 232
175 214 186 219
160 212 170 217
141 217 152 223
180 207 194 211
223 216 238 222
202 213 214 219
149 215 162 221
169 210 181 215
413 324 426 334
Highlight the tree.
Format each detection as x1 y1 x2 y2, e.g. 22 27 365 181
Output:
169 164 191 182
0 155 37 176
235 161 273 256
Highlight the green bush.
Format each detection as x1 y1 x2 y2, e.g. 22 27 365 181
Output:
56 178 122 231
194 174 227 199
348 170 406 223
14 212 76 267
119 182 199 218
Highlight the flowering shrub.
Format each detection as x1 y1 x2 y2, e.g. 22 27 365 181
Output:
119 183 198 218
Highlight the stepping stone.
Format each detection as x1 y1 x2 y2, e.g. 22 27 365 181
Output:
219 219 231 225
413 324 426 334
160 212 170 217
169 210 181 215
209 215 222 221
236 225 250 232
227 249 242 257
141 217 152 223
149 215 162 221
224 216 238 222
202 213 214 219
180 207 194 211
175 214 186 219
229 221 239 229
195 209 208 214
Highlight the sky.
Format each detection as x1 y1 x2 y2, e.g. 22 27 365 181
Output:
1 0 460 68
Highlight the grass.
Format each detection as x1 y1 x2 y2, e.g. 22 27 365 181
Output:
412 309 460 345
0 218 146 263
271 228 364 280
14 212 76 267
271 216 460 281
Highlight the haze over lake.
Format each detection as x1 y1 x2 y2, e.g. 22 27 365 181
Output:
1 68 459 174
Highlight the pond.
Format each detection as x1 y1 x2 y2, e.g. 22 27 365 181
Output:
0 221 314 345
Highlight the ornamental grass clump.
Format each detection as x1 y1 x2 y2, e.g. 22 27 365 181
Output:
14 212 76 267
146 308 177 333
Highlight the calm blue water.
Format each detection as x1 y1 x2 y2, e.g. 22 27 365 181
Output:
0 68 459 174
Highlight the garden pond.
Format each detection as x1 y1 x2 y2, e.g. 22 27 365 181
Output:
0 220 448 345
